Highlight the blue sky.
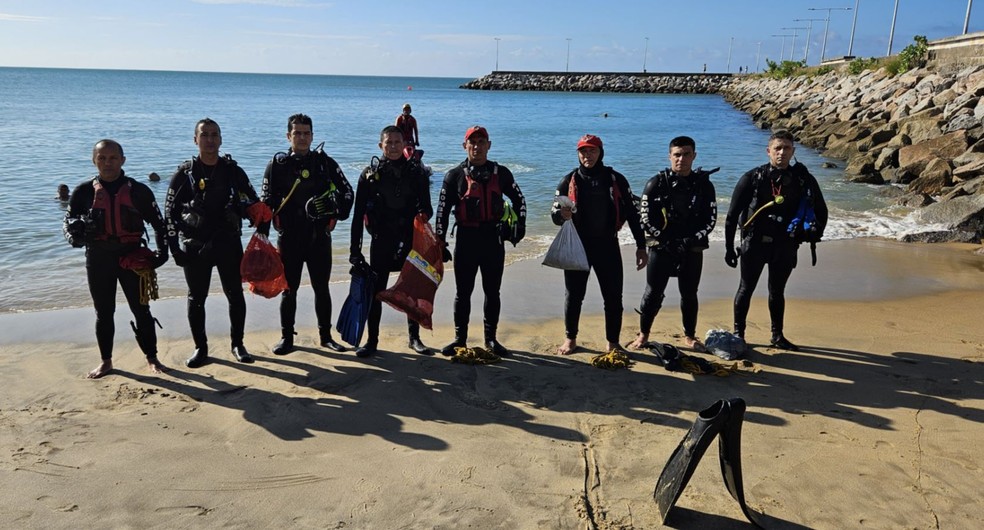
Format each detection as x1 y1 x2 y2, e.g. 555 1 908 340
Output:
1 1 980 77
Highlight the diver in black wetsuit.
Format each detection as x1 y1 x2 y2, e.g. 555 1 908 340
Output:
165 118 271 368
435 125 526 357
260 113 354 355
349 125 434 358
724 130 828 351
64 139 169 379
629 136 717 352
550 134 647 356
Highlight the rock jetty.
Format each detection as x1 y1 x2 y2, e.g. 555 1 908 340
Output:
461 71 732 94
722 65 984 243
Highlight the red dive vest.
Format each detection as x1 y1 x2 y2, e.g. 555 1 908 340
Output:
456 164 504 227
568 170 626 230
92 178 144 243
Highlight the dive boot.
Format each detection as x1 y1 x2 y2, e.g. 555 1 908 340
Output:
320 326 346 352
273 336 294 356
231 344 254 363
407 321 432 355
185 345 209 369
355 341 377 358
770 334 799 351
441 328 467 357
654 399 729 523
485 338 510 357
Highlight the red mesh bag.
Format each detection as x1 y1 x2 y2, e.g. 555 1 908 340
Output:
377 216 443 329
241 232 288 298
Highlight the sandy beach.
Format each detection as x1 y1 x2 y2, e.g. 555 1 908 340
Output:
1 238 982 529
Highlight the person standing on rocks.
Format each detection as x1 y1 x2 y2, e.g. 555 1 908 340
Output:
724 130 827 351
629 136 717 352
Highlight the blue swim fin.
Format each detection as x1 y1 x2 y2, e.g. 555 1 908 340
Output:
337 263 376 347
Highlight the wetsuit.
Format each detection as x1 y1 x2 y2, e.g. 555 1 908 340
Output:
261 148 353 344
64 172 167 362
724 162 827 339
435 160 526 345
551 164 645 344
164 155 260 351
637 168 717 338
396 114 419 146
350 156 433 345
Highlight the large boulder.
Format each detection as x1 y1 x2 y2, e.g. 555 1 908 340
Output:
896 192 934 207
896 110 944 144
905 194 984 242
898 130 970 173
907 158 953 195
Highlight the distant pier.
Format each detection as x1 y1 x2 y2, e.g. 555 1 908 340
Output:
460 71 734 94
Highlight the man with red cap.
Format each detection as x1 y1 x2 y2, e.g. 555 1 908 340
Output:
551 134 647 355
435 125 526 357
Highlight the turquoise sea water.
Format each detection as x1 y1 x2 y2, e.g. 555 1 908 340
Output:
0 67 923 313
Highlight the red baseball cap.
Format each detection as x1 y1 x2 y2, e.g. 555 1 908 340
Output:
464 125 489 141
577 134 603 150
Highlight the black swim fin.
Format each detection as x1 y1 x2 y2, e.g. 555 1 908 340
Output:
654 399 729 523
718 398 766 528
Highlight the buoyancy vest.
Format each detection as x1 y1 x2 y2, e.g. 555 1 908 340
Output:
455 164 504 227
364 159 420 235
568 167 626 230
91 178 144 243
741 164 807 238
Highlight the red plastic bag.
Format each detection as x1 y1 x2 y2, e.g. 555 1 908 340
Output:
241 232 288 298
377 216 443 329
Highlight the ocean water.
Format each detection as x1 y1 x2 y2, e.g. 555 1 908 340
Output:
0 67 931 314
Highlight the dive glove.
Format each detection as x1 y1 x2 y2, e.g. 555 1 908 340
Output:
725 248 740 268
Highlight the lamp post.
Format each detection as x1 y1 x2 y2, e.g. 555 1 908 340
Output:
772 34 794 61
756 41 763 72
887 0 900 55
794 18 825 63
566 38 572 72
781 27 808 61
808 6 853 62
727 36 734 72
848 0 860 56
966 0 975 34
643 37 649 72
494 37 500 71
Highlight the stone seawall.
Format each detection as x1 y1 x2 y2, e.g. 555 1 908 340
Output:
722 65 984 244
461 71 733 94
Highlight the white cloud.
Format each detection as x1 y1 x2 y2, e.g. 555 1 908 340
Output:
419 34 540 46
245 30 366 40
0 13 47 22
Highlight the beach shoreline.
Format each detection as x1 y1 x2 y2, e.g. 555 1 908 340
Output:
1 237 982 529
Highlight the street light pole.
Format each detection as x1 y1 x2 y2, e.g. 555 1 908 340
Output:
494 37 500 71
848 0 860 56
782 27 808 61
794 18 826 63
566 38 572 72
756 41 763 72
772 34 794 61
809 6 853 62
888 0 900 55
643 37 649 72
966 0 975 34
727 36 734 72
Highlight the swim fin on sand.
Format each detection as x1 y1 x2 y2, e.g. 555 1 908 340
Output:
653 397 766 528
337 262 376 347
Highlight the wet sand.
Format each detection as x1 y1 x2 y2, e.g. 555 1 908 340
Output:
1 238 982 528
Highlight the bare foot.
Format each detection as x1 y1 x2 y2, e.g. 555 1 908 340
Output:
147 357 169 375
557 338 577 355
684 336 707 353
628 332 648 349
606 341 627 353
86 360 113 379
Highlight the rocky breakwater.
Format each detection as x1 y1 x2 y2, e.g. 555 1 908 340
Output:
723 65 984 244
461 72 732 94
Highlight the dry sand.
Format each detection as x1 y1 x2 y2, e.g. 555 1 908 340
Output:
1 239 982 529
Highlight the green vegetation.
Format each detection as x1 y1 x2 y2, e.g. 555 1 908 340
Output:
848 57 880 75
764 59 807 79
887 35 929 75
